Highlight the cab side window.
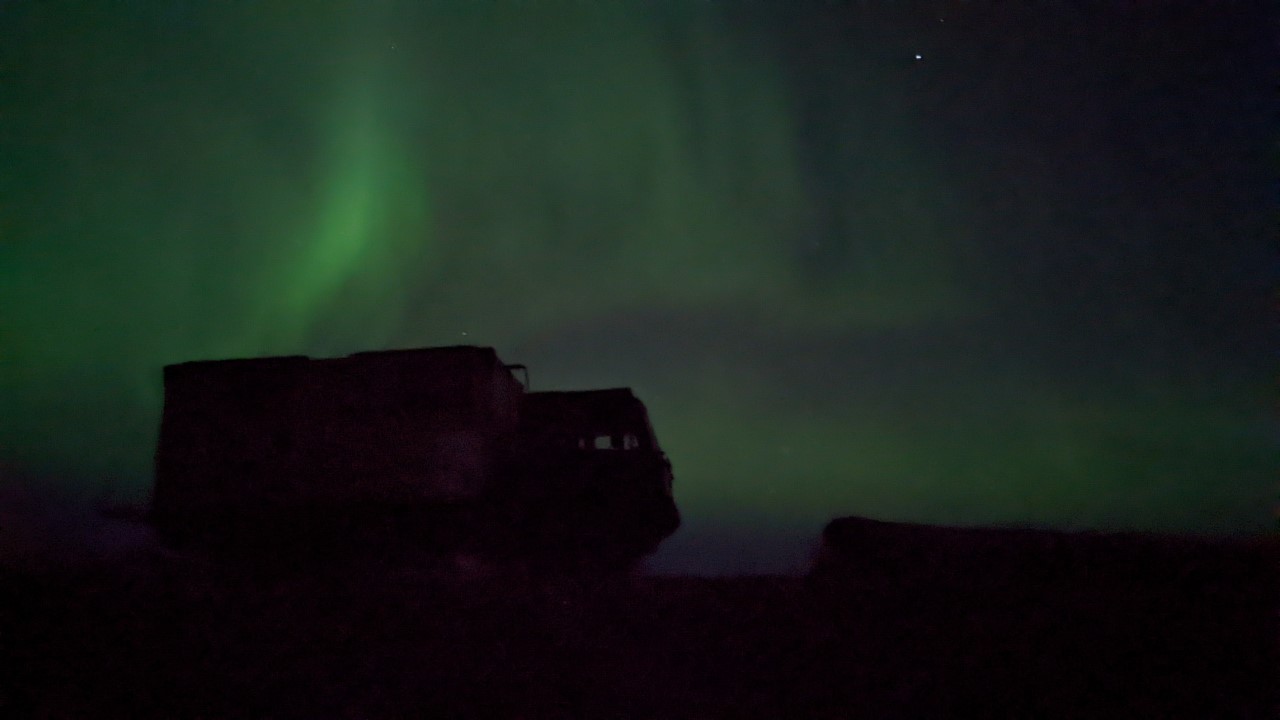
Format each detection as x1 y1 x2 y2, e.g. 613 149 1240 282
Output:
588 433 641 450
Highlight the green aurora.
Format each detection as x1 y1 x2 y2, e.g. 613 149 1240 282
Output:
2 1 1273 571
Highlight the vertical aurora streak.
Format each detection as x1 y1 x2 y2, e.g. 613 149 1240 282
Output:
252 52 432 356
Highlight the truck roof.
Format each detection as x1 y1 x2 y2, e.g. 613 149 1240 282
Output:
164 345 501 372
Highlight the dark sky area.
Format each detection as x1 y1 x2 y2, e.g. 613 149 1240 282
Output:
2 0 1275 573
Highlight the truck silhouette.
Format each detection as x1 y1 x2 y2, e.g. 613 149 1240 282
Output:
151 346 680 569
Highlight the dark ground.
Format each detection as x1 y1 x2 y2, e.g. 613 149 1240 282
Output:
4 529 1276 719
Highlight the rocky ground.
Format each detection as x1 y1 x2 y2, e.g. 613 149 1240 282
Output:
4 529 1275 719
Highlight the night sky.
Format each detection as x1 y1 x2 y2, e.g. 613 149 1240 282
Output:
3 1 1275 573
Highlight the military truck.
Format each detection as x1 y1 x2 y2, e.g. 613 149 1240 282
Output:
151 346 679 568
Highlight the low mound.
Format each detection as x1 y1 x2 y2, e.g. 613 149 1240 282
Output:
810 515 1274 590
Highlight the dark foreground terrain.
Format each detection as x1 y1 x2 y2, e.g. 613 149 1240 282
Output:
5 527 1276 719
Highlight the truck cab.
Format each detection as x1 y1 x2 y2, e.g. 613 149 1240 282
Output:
487 388 679 564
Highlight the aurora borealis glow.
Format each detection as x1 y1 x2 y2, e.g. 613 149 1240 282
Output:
2 1 1274 572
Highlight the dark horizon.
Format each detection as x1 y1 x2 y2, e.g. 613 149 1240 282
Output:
2 0 1275 574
